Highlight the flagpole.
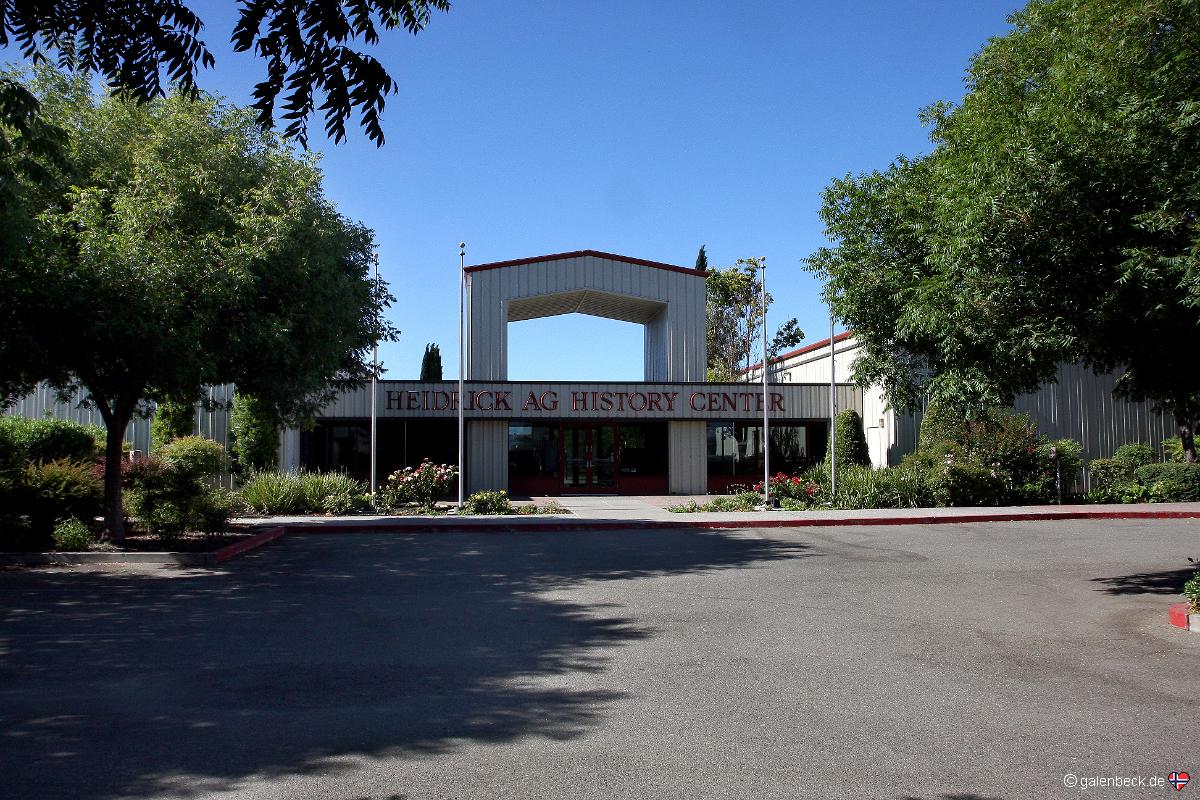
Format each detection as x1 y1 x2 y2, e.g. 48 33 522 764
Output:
829 312 837 499
761 260 770 507
457 242 466 508
370 251 379 501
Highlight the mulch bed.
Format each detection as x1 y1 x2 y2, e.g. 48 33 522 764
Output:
92 523 264 553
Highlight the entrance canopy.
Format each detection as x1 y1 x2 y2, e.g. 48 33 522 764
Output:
464 250 707 382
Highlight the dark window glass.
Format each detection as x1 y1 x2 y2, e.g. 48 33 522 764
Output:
509 424 560 477
619 423 667 476
707 422 819 476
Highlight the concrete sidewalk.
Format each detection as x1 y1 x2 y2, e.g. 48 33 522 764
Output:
241 499 1200 531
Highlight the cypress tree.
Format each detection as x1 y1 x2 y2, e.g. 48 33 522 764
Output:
420 343 443 381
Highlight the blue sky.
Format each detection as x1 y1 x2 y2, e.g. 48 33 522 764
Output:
22 1 1024 380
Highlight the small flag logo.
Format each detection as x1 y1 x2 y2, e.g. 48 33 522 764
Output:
1169 772 1191 791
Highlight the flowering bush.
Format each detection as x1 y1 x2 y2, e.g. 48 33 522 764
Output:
380 461 458 510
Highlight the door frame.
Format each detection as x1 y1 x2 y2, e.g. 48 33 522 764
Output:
559 422 621 493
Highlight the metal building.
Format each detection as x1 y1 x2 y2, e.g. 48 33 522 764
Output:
293 250 860 495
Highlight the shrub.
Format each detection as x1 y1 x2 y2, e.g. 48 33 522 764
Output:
1184 571 1200 614
52 517 95 551
462 490 512 515
929 461 1007 507
158 436 226 481
239 471 305 515
229 392 279 477
1135 463 1200 502
150 398 195 451
1088 458 1129 491
299 472 366 515
706 492 761 512
828 409 871 467
22 459 105 541
380 461 457 510
1112 442 1155 472
194 489 237 537
124 459 193 540
0 416 102 467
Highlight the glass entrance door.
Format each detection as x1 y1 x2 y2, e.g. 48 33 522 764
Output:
560 424 619 492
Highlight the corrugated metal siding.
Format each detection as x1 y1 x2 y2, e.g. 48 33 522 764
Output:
4 382 235 457
668 421 706 494
765 335 1176 474
466 254 706 381
467 420 508 493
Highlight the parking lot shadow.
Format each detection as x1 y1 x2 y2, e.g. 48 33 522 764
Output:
0 527 810 799
1090 565 1195 595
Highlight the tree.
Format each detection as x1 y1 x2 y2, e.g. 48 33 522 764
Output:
828 410 870 468
0 69 397 539
0 0 450 147
419 343 443 381
150 398 195 452
695 244 708 272
806 0 1200 461
705 257 804 381
230 392 280 477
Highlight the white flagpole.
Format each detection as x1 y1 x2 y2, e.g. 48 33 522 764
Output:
761 260 770 507
458 242 466 508
370 252 379 501
829 312 837 498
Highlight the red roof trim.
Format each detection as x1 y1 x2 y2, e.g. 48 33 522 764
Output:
464 249 706 278
743 330 856 373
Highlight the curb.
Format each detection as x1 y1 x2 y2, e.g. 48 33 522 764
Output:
1169 602 1200 633
276 507 1200 534
213 526 286 563
0 525 286 568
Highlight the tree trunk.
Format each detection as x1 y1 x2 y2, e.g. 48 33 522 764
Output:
1176 411 1197 464
96 399 135 542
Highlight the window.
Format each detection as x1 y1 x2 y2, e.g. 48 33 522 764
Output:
707 422 817 476
509 424 560 478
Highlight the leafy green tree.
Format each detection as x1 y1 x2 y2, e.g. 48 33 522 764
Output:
230 392 280 477
419 343 443 381
807 0 1200 461
706 257 804 381
0 0 449 147
0 69 396 540
150 399 195 452
695 244 708 272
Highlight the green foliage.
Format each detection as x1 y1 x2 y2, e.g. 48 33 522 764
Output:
829 409 870 467
0 1 450 148
0 416 101 466
1112 443 1155 472
419 344 443 381
461 490 512 515
237 470 367 515
1087 458 1128 491
1162 438 1187 464
158 436 226 481
705 257 803 381
667 493 761 513
0 69 398 539
1184 571 1200 614
150 399 194 451
20 459 104 542
51 517 95 551
229 393 279 477
195 489 237 537
239 471 305 515
1135 463 1200 502
805 0 1200 444
378 461 457 510
514 500 566 515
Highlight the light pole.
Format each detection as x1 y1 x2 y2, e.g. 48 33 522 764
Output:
761 260 770 507
457 242 466 509
370 251 379 501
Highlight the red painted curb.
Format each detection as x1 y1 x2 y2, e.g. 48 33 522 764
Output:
276 508 1200 536
214 526 286 563
1169 602 1192 630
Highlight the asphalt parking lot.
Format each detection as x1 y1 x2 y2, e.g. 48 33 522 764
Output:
2 519 1197 799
